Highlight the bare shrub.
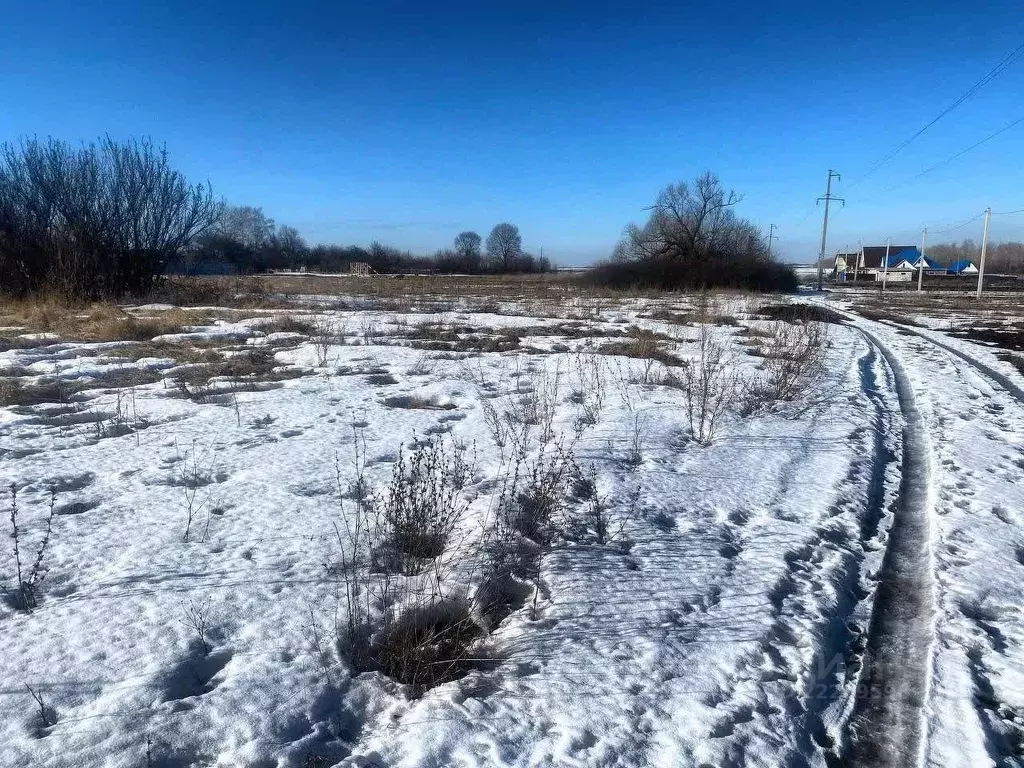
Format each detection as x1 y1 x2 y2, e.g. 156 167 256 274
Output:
327 430 485 693
3 484 56 612
745 320 828 411
624 412 649 470
180 597 213 654
25 684 56 735
0 136 221 299
374 598 482 690
311 316 345 367
570 351 606 426
360 316 381 346
374 437 472 576
480 395 508 449
178 440 213 542
497 438 576 548
570 468 640 546
682 325 738 445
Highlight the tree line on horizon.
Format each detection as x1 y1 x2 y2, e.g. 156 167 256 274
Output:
2 135 856 299
178 209 551 277
0 136 550 299
927 239 1024 274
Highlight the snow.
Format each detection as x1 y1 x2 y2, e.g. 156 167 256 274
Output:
1 291 1022 767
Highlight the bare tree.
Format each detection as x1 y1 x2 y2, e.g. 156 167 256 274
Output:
273 225 307 259
621 172 755 265
486 222 523 272
593 172 795 291
0 136 221 297
214 205 275 250
453 230 483 272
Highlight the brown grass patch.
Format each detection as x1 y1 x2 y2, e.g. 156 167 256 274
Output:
0 298 212 342
643 308 693 325
598 327 682 366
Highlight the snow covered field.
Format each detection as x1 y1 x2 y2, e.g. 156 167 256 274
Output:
1 287 1022 767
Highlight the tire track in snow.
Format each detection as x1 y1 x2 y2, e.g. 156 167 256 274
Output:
884 325 1024 405
698 332 902 766
844 323 936 768
875 327 1024 766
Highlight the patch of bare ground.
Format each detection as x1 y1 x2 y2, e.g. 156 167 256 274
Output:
169 349 302 401
103 340 226 365
949 323 1024 352
641 308 693 325
995 352 1024 376
836 286 1024 327
759 303 847 324
849 307 924 327
598 327 682 367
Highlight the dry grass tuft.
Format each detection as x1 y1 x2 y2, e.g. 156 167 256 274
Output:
0 298 206 342
599 327 682 367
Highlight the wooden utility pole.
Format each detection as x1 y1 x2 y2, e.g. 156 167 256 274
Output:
816 170 844 291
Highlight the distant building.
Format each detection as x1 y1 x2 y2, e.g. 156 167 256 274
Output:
832 252 860 280
947 260 979 275
834 245 944 281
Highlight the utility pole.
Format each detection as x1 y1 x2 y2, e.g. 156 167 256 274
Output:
853 239 862 282
977 207 992 300
882 238 891 291
816 170 844 291
917 228 927 292
768 224 777 260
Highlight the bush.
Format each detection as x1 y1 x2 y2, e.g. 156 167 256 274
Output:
327 431 485 692
3 485 56 612
682 325 738 444
374 599 482 689
585 255 798 293
745 320 828 410
0 136 220 299
374 437 472 576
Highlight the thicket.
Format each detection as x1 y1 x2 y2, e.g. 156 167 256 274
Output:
0 136 220 298
587 172 797 292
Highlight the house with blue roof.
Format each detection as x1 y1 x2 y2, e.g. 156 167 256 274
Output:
947 259 979 275
834 244 949 281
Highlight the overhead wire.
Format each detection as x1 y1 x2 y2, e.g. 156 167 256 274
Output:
843 40 1024 193
931 211 987 236
879 113 1024 194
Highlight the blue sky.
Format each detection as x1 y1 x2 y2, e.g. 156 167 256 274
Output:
2 1 1022 264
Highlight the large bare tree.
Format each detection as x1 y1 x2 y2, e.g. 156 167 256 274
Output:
485 222 522 271
620 172 759 265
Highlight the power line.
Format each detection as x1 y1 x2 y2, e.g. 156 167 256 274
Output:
844 40 1024 192
931 211 987 236
881 113 1024 194
992 207 1024 215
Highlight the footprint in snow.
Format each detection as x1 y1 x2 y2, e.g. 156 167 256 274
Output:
161 648 233 702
